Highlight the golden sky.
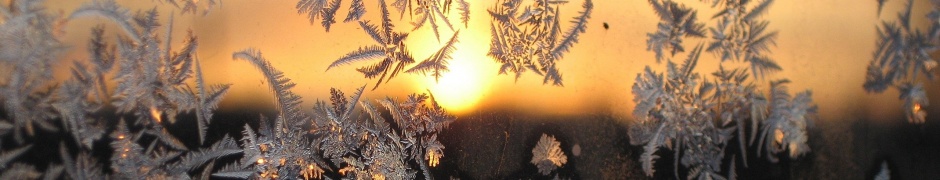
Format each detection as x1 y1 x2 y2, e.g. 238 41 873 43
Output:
48 0 936 122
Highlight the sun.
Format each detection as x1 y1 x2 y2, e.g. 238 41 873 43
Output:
408 28 496 115
422 57 491 114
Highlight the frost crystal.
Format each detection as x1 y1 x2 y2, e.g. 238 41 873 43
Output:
531 133 567 175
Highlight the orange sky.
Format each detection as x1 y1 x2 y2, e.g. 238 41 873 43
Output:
46 0 937 122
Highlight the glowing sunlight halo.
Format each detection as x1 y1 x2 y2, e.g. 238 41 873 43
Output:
409 27 496 115
423 57 491 114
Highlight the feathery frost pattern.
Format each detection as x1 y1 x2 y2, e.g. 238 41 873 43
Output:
865 0 940 124
0 0 488 179
328 0 464 90
0 0 853 179
231 48 455 179
0 0 66 143
0 0 464 175
705 0 780 80
457 0 471 27
327 0 415 90
487 0 594 86
69 0 141 43
299 0 471 33
531 133 568 175
631 0 817 179
234 49 308 124
393 0 471 40
756 80 816 162
406 31 461 82
0 2 313 179
297 0 336 31
646 0 705 63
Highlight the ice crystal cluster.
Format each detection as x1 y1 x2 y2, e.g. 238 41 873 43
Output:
867 0 940 124
297 0 470 35
228 49 456 179
0 0 457 179
487 0 594 86
327 0 462 90
530 133 567 176
630 0 818 179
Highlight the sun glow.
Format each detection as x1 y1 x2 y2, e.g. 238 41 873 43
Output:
422 56 491 114
408 24 497 115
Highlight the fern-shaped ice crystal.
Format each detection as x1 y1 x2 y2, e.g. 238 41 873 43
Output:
328 0 464 90
0 0 67 143
865 0 940 124
531 133 567 175
488 0 593 86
